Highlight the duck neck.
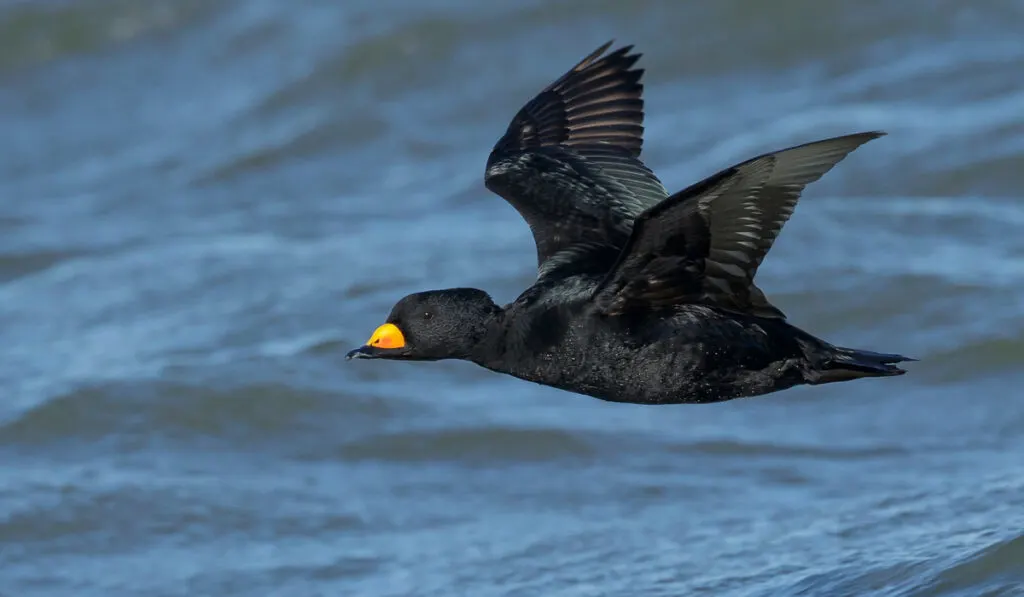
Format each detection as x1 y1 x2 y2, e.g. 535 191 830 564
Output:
464 310 514 367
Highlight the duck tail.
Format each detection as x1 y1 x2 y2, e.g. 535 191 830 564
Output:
808 345 916 384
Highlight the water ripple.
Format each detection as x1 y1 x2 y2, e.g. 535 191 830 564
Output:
336 426 597 463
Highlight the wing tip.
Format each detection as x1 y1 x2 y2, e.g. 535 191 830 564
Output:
571 41 644 80
839 130 887 149
493 41 648 156
582 39 641 61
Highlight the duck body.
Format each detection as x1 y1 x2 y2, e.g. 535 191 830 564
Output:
467 275 905 404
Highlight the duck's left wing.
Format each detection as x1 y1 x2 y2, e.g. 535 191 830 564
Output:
590 157 774 315
591 132 883 317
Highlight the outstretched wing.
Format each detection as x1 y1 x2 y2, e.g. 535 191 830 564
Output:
592 132 884 318
484 42 668 277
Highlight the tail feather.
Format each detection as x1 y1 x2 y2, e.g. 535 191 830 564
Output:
810 346 916 384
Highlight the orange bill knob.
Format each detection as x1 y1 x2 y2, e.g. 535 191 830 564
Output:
366 323 405 349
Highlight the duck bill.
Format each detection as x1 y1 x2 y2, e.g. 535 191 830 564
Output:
345 345 379 359
346 323 406 360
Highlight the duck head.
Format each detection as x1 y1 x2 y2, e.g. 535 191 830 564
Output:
347 288 501 361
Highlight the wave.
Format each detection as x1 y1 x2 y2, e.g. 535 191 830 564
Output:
0 248 84 283
0 0 218 74
0 378 411 448
667 439 906 460
0 474 369 548
919 532 1024 596
788 531 1024 596
335 425 596 463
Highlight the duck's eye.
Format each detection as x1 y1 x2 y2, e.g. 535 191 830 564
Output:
423 311 433 321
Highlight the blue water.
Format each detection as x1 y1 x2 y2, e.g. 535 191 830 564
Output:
1 1 1023 595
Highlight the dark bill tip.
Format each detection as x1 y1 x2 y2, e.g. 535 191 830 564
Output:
346 346 375 360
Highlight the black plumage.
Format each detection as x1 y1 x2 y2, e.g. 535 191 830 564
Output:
347 42 913 405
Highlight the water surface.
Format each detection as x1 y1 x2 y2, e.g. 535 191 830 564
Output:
1 1 1023 595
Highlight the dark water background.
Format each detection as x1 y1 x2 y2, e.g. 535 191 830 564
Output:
2 1 1023 595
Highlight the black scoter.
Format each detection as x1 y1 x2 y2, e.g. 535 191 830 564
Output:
346 42 914 405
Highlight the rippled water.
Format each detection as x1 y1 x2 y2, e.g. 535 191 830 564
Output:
2 1 1023 595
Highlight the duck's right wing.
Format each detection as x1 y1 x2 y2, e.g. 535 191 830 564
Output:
484 42 669 278
591 132 883 318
